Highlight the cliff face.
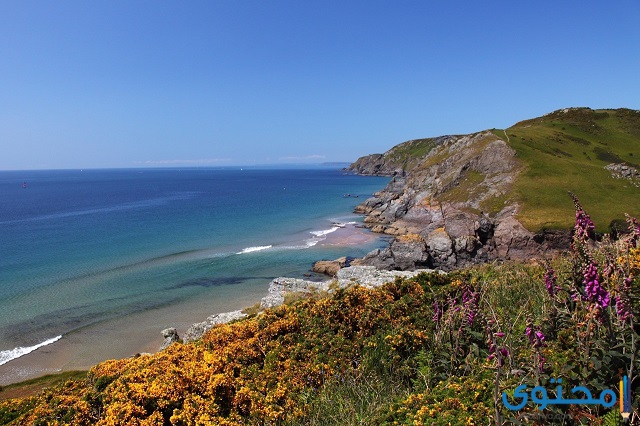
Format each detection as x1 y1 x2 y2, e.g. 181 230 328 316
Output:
349 107 640 271
349 131 568 270
349 137 448 176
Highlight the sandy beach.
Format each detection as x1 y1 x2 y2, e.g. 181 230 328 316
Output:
318 222 381 247
0 284 266 386
0 222 382 386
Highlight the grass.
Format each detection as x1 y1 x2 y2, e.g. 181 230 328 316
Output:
385 137 441 170
490 108 640 232
440 169 485 206
290 368 410 425
0 371 87 401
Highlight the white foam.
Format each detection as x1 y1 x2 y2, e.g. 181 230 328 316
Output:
310 226 341 238
0 335 62 366
306 222 357 246
236 245 273 255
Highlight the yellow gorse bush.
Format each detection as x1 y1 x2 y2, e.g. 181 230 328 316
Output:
1 279 434 425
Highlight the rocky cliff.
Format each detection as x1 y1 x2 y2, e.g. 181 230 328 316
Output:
350 108 640 270
350 131 559 270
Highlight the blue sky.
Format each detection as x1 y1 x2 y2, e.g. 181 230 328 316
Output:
1 1 639 170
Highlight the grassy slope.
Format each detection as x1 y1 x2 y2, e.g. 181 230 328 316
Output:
380 137 441 171
491 108 640 232
0 371 86 401
366 108 640 232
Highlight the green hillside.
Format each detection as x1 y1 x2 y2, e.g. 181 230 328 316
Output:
491 108 640 232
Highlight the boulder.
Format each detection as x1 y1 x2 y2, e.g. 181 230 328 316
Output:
159 328 180 351
312 256 348 276
491 216 537 260
182 310 247 343
389 234 430 270
426 227 456 268
260 277 328 309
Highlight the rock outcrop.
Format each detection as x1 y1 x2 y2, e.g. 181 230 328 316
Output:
260 277 326 309
182 310 247 343
606 163 640 187
349 131 569 270
159 328 180 350
260 266 438 309
311 256 348 276
335 265 438 288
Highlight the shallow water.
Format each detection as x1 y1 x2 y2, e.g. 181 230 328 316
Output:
0 167 389 383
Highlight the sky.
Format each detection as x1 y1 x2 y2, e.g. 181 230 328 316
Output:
1 1 639 170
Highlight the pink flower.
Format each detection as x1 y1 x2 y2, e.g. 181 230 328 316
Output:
615 276 633 322
583 262 610 309
570 193 595 242
544 262 559 298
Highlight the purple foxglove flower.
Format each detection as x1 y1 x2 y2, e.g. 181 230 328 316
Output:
432 300 442 323
544 263 559 298
583 262 610 309
571 193 595 241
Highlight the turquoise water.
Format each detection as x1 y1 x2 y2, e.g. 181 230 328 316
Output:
0 168 389 364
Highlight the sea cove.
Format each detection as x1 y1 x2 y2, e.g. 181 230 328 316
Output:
0 168 389 384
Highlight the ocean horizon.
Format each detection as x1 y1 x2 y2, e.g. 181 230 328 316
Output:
0 167 389 382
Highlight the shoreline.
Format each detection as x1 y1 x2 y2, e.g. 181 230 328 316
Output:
0 223 384 386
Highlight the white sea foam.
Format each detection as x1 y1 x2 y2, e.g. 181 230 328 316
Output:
236 245 273 255
306 222 357 247
0 335 62 366
310 226 341 238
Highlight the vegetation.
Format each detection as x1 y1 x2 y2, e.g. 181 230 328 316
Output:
492 108 640 232
0 371 87 402
1 198 639 425
383 137 442 171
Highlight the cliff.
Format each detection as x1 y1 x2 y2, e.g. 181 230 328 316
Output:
349 108 640 270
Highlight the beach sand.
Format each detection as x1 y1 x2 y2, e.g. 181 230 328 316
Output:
0 286 265 386
318 222 379 247
0 223 383 386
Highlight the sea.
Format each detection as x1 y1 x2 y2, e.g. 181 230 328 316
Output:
0 167 389 378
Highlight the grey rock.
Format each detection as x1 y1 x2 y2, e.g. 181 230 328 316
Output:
336 266 438 288
491 215 537 260
159 328 180 351
182 310 247 343
389 236 430 270
605 163 640 187
355 247 396 270
260 277 328 309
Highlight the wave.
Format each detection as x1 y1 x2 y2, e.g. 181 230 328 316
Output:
236 245 273 255
310 226 341 238
0 335 62 366
306 222 357 247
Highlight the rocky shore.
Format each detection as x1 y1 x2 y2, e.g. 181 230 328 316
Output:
164 132 560 348
165 265 437 347
347 131 571 271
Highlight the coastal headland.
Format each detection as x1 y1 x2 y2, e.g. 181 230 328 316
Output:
3 107 640 389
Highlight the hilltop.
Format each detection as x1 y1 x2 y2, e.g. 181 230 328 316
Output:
349 108 640 270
